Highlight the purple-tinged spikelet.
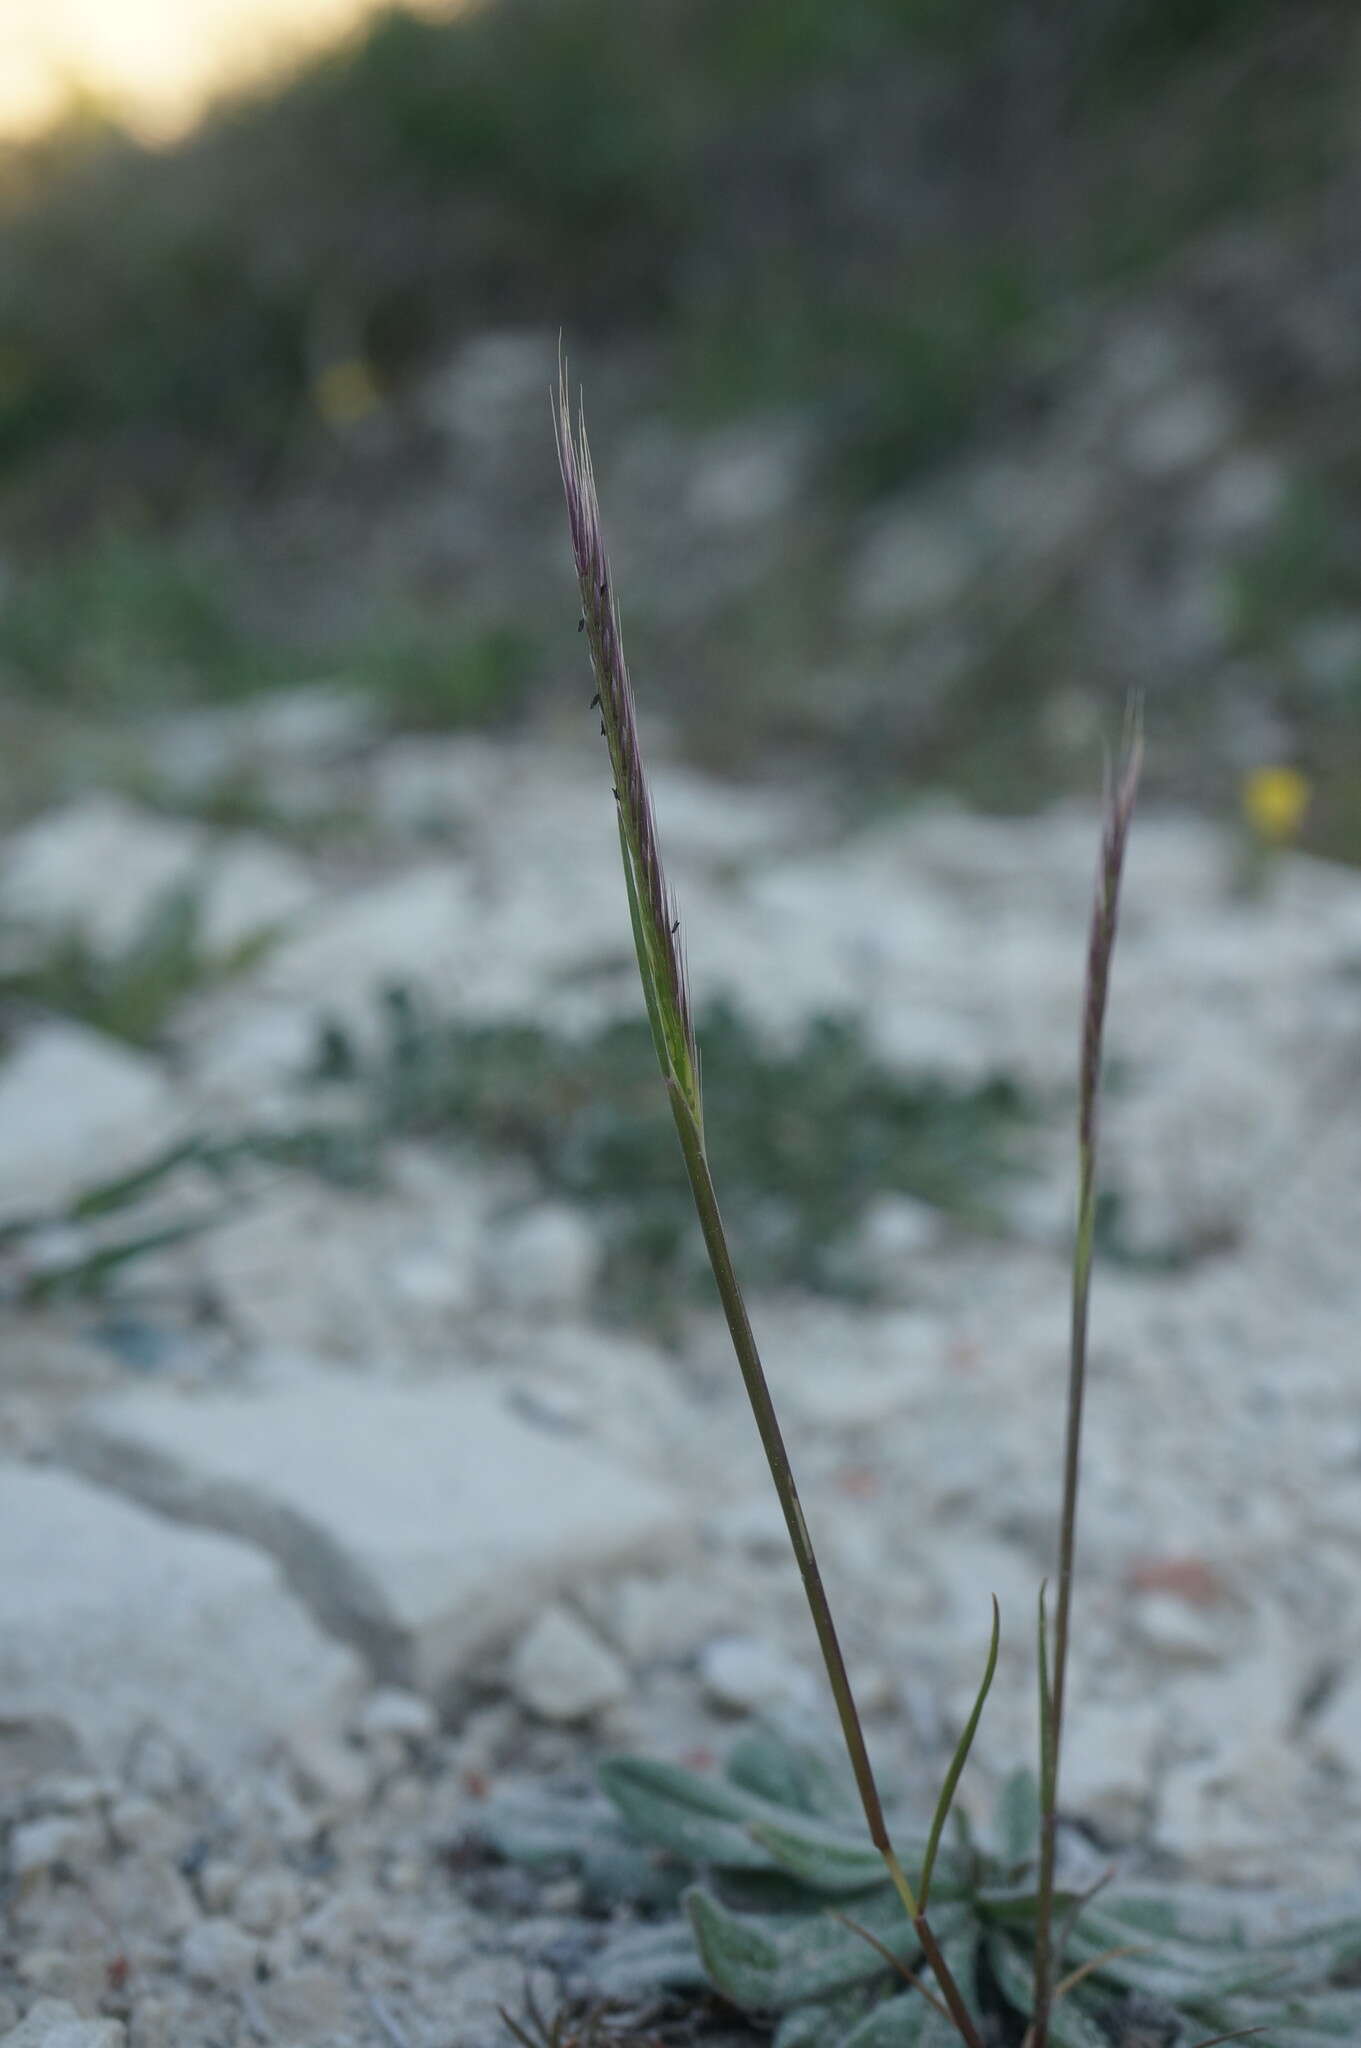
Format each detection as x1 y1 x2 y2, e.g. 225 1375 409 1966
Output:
554 363 697 1092
1079 713 1142 1159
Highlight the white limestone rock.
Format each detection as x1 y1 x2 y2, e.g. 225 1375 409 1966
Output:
0 797 201 958
62 1372 686 1696
1058 1699 1162 1837
0 2001 124 2048
479 1202 599 1314
257 866 477 1017
0 1025 181 1221
0 1465 362 1781
151 686 377 805
357 1688 438 1745
1132 1590 1235 1667
698 1635 818 1718
179 1918 258 1991
194 835 319 957
9 1817 104 1883
838 1192 945 1299
1307 1661 1361 1781
508 1605 629 1723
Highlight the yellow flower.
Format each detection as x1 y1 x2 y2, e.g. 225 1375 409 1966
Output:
313 357 382 430
1242 765 1310 845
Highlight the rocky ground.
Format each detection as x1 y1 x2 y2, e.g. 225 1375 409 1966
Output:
2 711 1361 2046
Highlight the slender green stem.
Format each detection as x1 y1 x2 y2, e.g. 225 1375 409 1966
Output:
1031 1149 1096 2043
1031 719 1140 2048
667 1083 987 2048
666 1085 894 1862
914 1914 984 2048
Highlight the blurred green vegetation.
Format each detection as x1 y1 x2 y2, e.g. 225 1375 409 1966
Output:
0 0 1343 499
0 886 277 1050
0 529 535 726
0 0 1355 837
1225 479 1361 659
0 536 271 703
0 984 1028 1309
308 985 1029 1314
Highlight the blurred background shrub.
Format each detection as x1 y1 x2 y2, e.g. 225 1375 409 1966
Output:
1 0 1358 850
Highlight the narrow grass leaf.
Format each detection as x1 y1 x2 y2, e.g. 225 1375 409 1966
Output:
918 1595 999 1909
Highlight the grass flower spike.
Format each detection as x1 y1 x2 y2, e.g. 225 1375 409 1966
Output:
553 362 700 1130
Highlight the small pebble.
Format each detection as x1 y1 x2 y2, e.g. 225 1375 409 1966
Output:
27 1777 106 1817
698 1635 818 1717
10 1817 103 1882
123 1734 187 1803
480 1203 598 1313
383 1852 425 1894
508 1606 629 1724
233 1870 304 1936
125 2001 174 2048
1133 1591 1231 1666
0 2000 125 2048
13 1955 101 2005
179 1918 258 1990
107 1799 182 1860
357 1689 438 1745
287 1729 371 1812
196 1860 241 1916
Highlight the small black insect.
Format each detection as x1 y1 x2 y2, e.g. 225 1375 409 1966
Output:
577 614 585 633
670 918 680 934
612 787 619 801
590 692 601 710
599 578 608 598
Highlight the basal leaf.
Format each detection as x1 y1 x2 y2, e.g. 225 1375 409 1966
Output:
748 1813 905 1896
726 1727 856 1820
591 1919 708 1999
599 1755 779 1869
985 1933 1111 2048
839 1990 929 2046
684 1883 933 2009
773 1988 884 2048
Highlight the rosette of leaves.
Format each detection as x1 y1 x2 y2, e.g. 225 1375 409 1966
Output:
484 1729 1361 2048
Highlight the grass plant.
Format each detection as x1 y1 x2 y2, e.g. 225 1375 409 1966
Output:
538 372 1361 2044
557 364 1008 2043
0 884 277 1050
